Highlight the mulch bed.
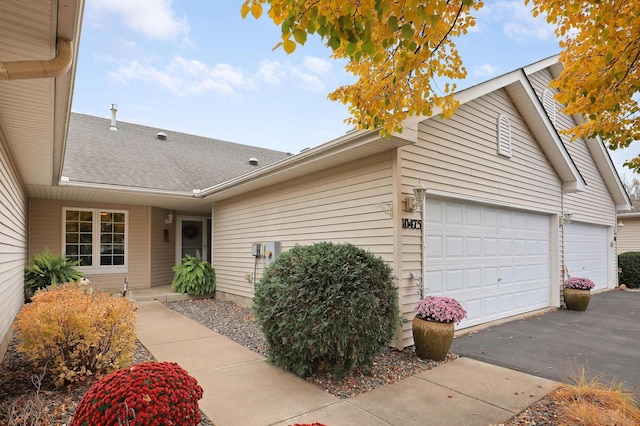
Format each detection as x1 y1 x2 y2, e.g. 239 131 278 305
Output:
1 297 559 425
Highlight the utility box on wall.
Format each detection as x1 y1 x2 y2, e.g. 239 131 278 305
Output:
263 241 280 266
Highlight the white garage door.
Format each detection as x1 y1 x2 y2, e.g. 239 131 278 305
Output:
564 222 609 290
424 200 551 328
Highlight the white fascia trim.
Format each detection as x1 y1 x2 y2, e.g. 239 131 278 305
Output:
516 71 586 193
618 212 640 218
58 179 196 198
198 129 414 198
571 114 632 211
522 54 561 76
402 69 527 131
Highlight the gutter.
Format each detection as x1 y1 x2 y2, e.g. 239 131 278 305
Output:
58 178 200 199
0 38 73 80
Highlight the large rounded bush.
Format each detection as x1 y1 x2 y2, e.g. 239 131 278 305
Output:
618 252 640 288
253 242 399 380
71 362 203 426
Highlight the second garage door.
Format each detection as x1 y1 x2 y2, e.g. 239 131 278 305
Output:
424 199 551 328
564 222 609 291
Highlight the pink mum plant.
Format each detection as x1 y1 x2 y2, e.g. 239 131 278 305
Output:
415 296 467 324
563 277 595 290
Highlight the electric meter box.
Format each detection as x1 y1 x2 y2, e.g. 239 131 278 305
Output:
263 241 280 266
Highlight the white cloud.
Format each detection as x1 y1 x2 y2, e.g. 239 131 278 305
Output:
90 0 190 41
256 60 286 85
474 1 554 43
473 63 501 78
109 57 250 96
256 56 333 92
108 54 334 97
303 56 332 77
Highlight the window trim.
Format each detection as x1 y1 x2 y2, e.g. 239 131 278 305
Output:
497 114 512 158
62 207 129 274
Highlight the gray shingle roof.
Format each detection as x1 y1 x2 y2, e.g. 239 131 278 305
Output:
63 113 291 192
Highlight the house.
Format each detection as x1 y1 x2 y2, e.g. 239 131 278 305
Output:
0 0 85 359
0 0 630 357
29 56 631 350
616 198 640 254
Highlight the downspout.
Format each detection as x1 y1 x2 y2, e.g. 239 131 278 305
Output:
0 38 73 80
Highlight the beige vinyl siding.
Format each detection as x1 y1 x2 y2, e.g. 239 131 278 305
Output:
398 90 563 347
0 137 28 359
530 69 616 225
531 69 618 289
617 217 640 254
29 199 151 290
150 207 176 287
212 152 395 303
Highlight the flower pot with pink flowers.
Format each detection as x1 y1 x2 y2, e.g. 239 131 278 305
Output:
563 277 595 311
412 296 467 361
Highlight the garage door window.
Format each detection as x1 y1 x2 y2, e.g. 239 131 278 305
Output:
63 208 128 273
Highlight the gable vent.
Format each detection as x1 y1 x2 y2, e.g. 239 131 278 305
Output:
157 132 167 140
542 89 556 125
497 114 512 158
249 157 258 166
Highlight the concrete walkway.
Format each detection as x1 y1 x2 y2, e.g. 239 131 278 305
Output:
135 301 556 426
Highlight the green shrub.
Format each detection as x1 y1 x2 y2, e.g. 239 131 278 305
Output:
172 252 216 295
24 248 82 300
71 362 203 426
618 252 640 288
15 282 136 388
253 242 399 380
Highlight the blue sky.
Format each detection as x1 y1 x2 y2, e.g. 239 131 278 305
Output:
72 0 637 180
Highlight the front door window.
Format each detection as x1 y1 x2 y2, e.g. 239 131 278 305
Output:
177 218 207 262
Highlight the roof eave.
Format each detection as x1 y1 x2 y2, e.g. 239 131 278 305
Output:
570 114 632 211
199 129 416 201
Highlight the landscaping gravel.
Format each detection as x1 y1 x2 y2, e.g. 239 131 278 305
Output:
166 298 451 399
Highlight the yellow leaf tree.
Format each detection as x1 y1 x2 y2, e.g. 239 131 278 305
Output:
527 0 640 172
242 0 639 170
241 0 483 136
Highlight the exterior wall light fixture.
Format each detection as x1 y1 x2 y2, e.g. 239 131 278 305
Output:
405 180 428 212
165 210 174 226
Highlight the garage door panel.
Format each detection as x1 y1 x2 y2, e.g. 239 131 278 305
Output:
425 236 442 259
447 237 463 257
466 269 482 289
425 199 551 329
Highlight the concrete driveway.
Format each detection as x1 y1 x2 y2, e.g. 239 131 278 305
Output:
452 290 640 394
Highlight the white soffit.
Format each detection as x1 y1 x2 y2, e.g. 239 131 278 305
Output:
0 1 55 186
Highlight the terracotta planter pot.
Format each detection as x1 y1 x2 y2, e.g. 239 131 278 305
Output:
563 287 591 311
412 317 454 361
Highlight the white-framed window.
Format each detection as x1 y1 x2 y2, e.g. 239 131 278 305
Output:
497 114 512 158
542 89 556 125
63 208 128 273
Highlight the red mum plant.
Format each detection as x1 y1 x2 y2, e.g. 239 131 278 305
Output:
71 361 203 426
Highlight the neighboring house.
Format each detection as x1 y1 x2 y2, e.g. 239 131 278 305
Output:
617 198 640 254
0 6 630 358
0 0 85 359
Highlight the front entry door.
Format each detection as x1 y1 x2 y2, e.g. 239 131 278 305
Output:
177 217 208 263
